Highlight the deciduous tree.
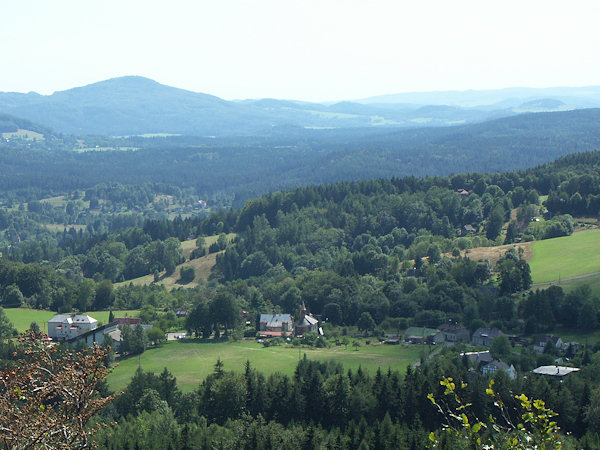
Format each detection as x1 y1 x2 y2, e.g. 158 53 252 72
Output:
0 332 114 449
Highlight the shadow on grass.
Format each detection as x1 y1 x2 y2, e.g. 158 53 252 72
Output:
177 336 233 344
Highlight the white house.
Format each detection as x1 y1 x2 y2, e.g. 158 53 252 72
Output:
48 314 98 341
481 360 517 379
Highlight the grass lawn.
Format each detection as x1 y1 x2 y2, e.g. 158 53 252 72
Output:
108 340 425 393
3 308 139 333
529 229 600 283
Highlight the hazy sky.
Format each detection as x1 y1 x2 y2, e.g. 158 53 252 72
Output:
1 0 599 101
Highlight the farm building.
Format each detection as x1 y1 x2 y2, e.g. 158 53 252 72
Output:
48 314 98 341
439 323 470 343
472 327 504 346
259 313 293 337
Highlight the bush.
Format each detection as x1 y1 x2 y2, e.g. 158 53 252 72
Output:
190 247 206 259
179 266 195 283
244 329 257 338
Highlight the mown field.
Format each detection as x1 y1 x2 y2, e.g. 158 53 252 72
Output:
4 308 139 333
529 229 600 284
108 340 424 393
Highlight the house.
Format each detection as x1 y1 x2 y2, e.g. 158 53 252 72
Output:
460 350 493 366
294 303 319 337
462 224 476 235
174 308 189 318
404 327 444 345
480 360 517 379
472 327 504 347
259 313 293 337
48 314 98 341
533 365 580 377
439 323 470 343
533 335 564 354
457 189 470 196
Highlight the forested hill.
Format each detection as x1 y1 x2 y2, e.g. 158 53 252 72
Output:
2 108 600 209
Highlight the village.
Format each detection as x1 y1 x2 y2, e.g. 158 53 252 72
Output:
47 302 583 385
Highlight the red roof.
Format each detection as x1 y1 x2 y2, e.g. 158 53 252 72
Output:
259 331 285 337
115 317 141 325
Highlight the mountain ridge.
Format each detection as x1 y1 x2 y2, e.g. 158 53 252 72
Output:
1 76 599 136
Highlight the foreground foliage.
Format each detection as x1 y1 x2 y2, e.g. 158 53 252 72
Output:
0 332 113 449
429 377 562 449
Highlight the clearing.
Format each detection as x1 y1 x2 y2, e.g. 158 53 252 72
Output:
2 129 44 140
115 234 235 290
463 242 532 266
108 339 425 392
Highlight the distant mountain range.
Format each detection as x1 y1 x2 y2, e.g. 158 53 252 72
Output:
1 76 600 136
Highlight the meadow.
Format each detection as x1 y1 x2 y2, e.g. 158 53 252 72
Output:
115 233 235 290
108 339 424 393
528 229 600 284
3 308 139 333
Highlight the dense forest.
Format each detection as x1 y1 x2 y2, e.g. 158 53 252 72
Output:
1 148 600 447
2 108 600 211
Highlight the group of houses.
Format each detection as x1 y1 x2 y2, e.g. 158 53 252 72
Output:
258 303 321 338
400 323 581 380
47 314 150 351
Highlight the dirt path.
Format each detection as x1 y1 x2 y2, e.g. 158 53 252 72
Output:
531 270 600 288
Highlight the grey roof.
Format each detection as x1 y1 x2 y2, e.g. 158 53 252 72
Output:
533 365 580 377
66 321 118 343
260 314 291 328
106 329 122 342
49 314 97 324
472 328 503 338
296 315 318 327
461 350 492 364
486 360 511 371
439 323 469 334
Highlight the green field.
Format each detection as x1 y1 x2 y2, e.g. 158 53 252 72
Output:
3 308 139 333
108 340 424 393
529 229 600 284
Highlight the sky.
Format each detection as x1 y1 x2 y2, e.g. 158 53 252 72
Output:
1 0 599 102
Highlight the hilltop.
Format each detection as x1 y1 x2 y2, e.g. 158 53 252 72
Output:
3 77 600 136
